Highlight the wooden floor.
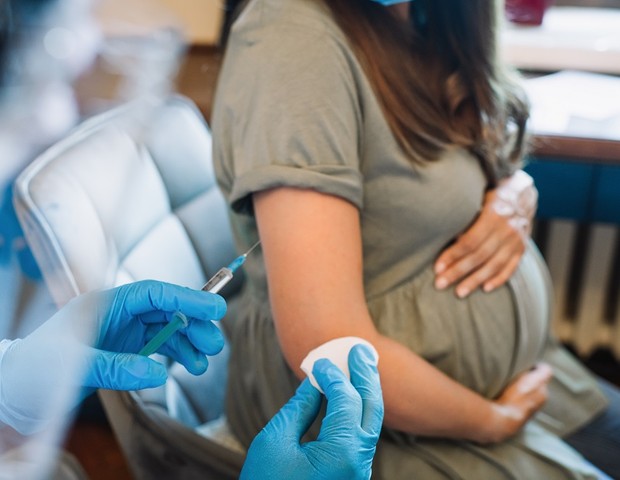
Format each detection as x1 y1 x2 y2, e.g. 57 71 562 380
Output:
64 396 133 479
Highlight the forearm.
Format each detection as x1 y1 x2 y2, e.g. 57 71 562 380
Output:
280 323 496 443
371 334 496 441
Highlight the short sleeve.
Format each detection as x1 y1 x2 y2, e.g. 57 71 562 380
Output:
212 17 363 215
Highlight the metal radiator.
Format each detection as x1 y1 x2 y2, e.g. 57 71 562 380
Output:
534 219 620 358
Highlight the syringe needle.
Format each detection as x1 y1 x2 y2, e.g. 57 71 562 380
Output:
226 240 261 273
245 240 261 256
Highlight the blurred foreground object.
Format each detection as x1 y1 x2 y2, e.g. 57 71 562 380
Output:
0 0 187 477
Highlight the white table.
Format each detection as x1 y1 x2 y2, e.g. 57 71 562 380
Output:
501 7 620 75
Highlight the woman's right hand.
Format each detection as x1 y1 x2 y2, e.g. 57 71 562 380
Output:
434 170 537 298
478 363 553 444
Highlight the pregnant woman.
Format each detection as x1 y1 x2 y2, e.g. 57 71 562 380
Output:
212 0 620 477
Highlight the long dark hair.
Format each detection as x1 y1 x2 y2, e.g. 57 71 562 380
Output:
324 0 529 184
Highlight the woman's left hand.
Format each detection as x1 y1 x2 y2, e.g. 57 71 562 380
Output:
434 170 538 298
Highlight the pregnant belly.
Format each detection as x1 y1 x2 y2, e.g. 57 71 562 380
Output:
367 243 551 399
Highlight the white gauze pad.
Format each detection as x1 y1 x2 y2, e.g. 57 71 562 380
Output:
300 336 379 394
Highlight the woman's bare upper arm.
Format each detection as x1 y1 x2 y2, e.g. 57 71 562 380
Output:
253 187 378 374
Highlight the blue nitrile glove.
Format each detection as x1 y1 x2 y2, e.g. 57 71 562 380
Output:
240 344 384 480
0 280 226 434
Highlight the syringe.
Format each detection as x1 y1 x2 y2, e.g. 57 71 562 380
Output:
139 241 260 357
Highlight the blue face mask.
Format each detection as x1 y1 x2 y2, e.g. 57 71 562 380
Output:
370 0 412 5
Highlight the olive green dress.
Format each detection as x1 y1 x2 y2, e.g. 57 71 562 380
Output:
212 0 608 477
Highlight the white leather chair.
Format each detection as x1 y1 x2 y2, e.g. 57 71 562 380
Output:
13 95 246 479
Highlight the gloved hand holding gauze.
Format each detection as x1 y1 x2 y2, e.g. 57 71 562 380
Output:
301 337 379 393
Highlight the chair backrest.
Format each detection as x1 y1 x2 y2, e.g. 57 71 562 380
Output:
14 95 240 305
13 95 245 479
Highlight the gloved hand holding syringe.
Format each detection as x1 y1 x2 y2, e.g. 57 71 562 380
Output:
139 241 261 357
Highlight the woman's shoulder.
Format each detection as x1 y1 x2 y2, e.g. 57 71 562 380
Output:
230 0 347 48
